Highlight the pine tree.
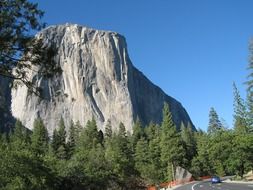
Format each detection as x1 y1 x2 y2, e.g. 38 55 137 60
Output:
83 143 109 188
67 120 77 157
207 107 222 134
58 117 66 146
98 130 104 145
105 122 134 182
118 122 126 138
160 103 185 182
228 126 253 178
148 133 163 183
105 119 113 139
208 129 232 176
134 137 150 179
51 117 67 159
31 118 49 156
246 39 253 127
180 122 196 168
0 0 61 93
12 120 24 141
51 128 60 155
10 120 30 149
233 83 249 133
76 118 100 153
145 122 160 142
191 132 213 177
131 117 145 148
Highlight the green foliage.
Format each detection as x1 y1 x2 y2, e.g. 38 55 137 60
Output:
0 148 57 190
246 40 253 126
31 117 49 156
233 83 249 133
105 119 113 139
77 118 100 150
105 123 134 184
134 138 149 176
145 122 160 142
10 119 31 149
180 122 197 168
160 103 185 181
147 133 163 184
208 129 233 176
66 120 79 157
51 117 67 159
0 119 58 190
191 131 213 177
3 102 252 188
131 117 145 148
208 107 223 134
134 136 162 184
229 131 253 178
0 0 61 94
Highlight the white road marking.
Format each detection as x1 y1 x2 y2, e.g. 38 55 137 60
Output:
192 182 201 190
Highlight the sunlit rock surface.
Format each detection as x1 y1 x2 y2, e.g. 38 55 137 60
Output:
11 24 194 134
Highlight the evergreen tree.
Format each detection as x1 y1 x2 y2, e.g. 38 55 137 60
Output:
118 122 126 138
51 128 60 155
191 132 213 177
0 0 60 93
66 120 77 157
207 107 222 134
31 118 49 156
134 136 163 184
134 138 149 178
75 121 83 135
160 103 185 182
75 118 100 164
105 122 134 183
131 117 145 148
180 122 197 168
51 117 67 159
105 119 113 139
148 132 163 183
10 120 30 149
229 130 253 178
145 122 160 142
12 120 24 141
84 143 109 188
233 83 249 133
57 145 67 160
0 147 57 189
58 117 66 146
208 129 232 176
246 39 253 127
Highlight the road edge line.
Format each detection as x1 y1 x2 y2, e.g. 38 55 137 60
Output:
192 182 200 190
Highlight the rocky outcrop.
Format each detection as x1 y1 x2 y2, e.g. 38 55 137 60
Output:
11 24 194 134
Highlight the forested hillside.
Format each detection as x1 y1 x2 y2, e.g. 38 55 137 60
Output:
1 1 253 189
0 102 252 189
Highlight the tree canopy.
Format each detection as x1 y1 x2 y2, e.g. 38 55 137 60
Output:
0 0 60 94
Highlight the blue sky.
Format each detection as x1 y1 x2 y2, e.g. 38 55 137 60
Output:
32 0 253 130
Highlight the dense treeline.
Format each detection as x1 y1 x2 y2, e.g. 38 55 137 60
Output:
0 100 253 189
1 0 253 189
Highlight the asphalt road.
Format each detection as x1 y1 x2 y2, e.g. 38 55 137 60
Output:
174 181 253 190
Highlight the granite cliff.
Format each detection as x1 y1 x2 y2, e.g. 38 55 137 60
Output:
11 24 194 134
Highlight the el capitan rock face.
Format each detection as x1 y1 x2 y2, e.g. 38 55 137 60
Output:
11 24 194 134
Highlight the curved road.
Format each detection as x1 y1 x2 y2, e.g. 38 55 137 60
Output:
174 181 253 190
